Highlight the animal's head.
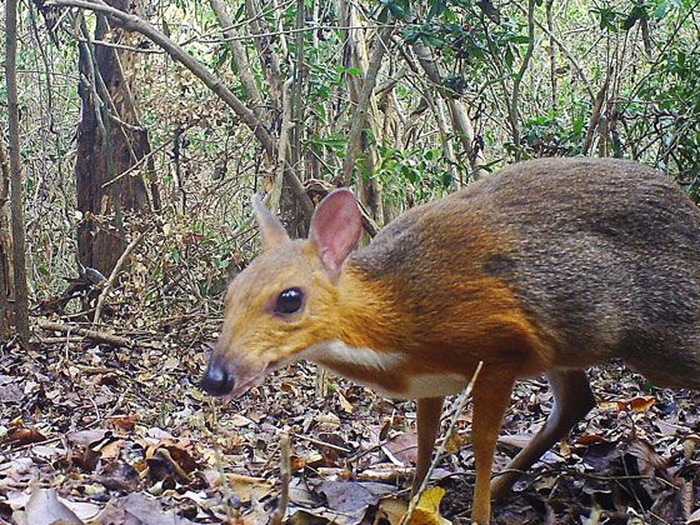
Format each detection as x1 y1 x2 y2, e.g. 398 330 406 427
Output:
200 189 363 398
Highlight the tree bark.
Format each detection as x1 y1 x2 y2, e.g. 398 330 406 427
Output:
75 0 154 276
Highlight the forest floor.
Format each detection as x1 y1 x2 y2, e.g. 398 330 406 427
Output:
1 320 700 525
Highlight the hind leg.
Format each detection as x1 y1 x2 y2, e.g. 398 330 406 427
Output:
491 369 596 500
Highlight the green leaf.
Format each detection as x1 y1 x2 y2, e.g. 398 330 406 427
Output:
622 4 648 31
593 7 620 31
504 46 514 68
428 0 447 20
510 35 531 45
402 165 420 183
440 171 453 188
403 26 422 44
572 113 586 138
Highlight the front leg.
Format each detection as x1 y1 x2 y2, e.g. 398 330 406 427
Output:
413 397 445 494
471 371 516 525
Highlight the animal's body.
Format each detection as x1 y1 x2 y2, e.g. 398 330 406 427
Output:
201 157 700 524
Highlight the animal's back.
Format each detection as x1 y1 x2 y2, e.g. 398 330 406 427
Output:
352 157 700 387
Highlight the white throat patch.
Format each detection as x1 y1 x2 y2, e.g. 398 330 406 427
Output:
302 340 406 370
299 341 468 399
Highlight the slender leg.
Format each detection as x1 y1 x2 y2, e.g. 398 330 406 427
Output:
490 369 596 500
470 372 516 525
412 397 445 494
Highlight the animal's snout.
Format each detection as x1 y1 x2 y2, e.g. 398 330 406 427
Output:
200 357 236 396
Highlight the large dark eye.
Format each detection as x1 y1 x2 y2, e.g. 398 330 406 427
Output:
275 287 304 314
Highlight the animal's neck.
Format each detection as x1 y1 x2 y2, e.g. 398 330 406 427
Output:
334 263 408 352
298 264 416 391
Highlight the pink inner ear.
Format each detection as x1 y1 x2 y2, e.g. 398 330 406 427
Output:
309 189 362 279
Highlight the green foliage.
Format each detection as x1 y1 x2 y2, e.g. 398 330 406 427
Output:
515 111 588 158
400 2 530 75
592 0 678 31
376 146 455 206
627 44 700 192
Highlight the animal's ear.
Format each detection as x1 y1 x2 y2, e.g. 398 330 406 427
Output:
309 188 363 281
253 194 291 250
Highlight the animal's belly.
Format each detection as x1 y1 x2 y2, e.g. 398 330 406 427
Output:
361 372 469 399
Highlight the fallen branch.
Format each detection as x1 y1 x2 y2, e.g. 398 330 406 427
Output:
36 319 157 349
93 228 150 325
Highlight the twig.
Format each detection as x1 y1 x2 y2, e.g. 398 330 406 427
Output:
292 433 352 453
77 37 165 53
204 23 394 43
102 140 170 188
92 228 150 324
37 319 151 349
511 1 595 101
270 433 291 525
400 362 484 525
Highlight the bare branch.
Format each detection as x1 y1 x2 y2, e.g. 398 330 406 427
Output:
37 319 160 349
46 0 314 221
342 24 395 184
92 228 150 325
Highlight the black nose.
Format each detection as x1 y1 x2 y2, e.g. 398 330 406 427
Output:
200 359 236 396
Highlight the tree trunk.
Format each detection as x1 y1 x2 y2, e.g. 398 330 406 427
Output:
76 0 154 276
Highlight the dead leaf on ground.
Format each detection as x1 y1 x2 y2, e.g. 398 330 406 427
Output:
96 492 196 524
17 487 85 525
617 396 657 413
383 432 418 465
378 487 451 525
5 426 46 446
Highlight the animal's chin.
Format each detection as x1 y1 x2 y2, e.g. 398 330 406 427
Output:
224 359 286 399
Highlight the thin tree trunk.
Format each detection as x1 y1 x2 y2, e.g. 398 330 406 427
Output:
340 24 393 186
338 3 392 224
5 0 30 344
509 0 536 160
208 0 264 116
546 0 556 112
0 133 13 340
